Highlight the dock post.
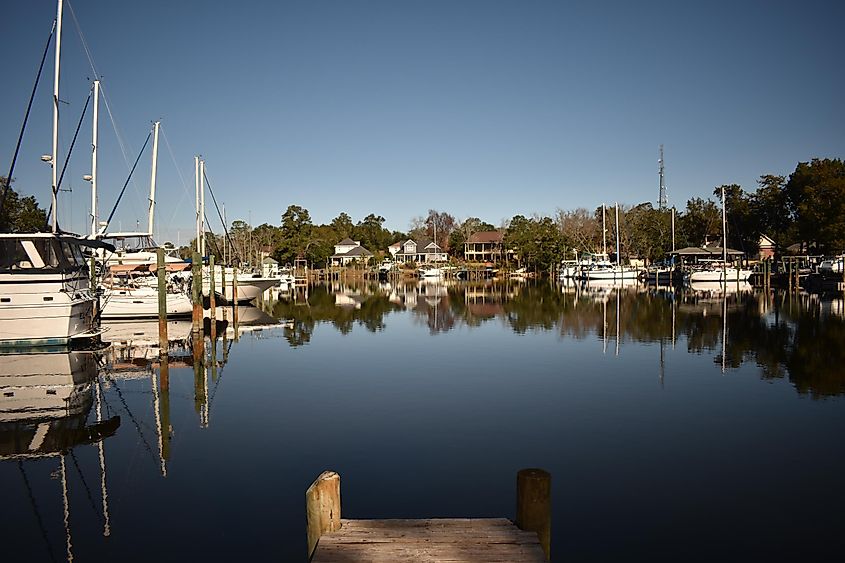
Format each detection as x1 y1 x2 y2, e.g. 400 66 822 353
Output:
157 248 168 349
306 471 341 560
516 468 551 561
192 251 202 331
232 264 239 332
209 255 216 322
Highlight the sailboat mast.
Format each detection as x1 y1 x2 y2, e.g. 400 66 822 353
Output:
615 203 620 267
721 185 727 263
194 156 200 253
200 159 205 256
50 0 63 233
602 203 606 255
147 121 160 237
90 79 99 236
671 207 675 253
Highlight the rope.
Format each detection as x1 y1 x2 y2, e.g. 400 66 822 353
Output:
102 130 152 231
68 449 102 522
56 90 92 193
67 0 145 211
103 374 158 468
0 19 55 231
202 168 242 263
18 461 58 563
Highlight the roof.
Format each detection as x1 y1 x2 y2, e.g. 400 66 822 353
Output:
331 246 373 258
467 231 503 244
671 244 744 256
262 256 278 265
336 238 357 246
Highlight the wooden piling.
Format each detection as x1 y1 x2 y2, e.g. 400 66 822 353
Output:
157 248 168 349
232 265 239 331
516 468 551 561
209 255 216 321
306 471 342 560
159 353 170 463
192 251 202 330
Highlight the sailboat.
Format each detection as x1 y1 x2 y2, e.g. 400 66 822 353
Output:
582 203 640 281
685 187 752 283
0 0 112 348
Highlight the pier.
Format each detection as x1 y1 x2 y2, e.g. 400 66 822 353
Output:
306 470 550 562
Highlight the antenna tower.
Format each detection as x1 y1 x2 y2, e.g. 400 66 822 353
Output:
658 144 667 210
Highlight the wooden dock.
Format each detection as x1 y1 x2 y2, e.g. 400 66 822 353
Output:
306 470 550 562
311 518 546 562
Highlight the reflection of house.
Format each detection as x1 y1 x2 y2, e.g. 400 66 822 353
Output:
758 234 775 260
393 239 448 264
465 231 506 263
330 238 373 266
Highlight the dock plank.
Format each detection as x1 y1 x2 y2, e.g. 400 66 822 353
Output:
311 518 546 562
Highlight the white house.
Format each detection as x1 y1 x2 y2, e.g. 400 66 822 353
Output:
330 238 373 266
392 239 448 264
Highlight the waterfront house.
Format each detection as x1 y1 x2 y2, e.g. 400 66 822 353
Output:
464 230 506 263
393 238 448 264
758 234 776 260
330 238 373 266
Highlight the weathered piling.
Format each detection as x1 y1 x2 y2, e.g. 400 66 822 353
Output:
306 471 342 560
307 470 548 562
232 264 239 332
516 468 551 561
209 255 216 321
157 248 168 348
192 251 202 330
159 353 171 463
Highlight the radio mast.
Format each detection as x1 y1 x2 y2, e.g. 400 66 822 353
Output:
658 144 667 210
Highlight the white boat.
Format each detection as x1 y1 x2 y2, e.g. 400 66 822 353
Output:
685 187 752 284
201 267 279 303
0 234 109 347
558 259 580 279
417 264 444 279
101 284 192 319
582 265 640 280
686 262 752 283
819 256 844 274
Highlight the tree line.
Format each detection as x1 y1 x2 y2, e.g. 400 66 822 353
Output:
4 157 843 269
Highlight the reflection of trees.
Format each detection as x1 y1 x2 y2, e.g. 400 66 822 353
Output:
270 281 845 397
269 284 404 346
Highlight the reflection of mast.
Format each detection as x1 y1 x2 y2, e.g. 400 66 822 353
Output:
150 370 167 477
60 455 73 563
721 289 727 374
95 380 111 535
615 289 620 357
602 298 607 354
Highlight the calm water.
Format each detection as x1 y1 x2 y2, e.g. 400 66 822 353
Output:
2 280 844 562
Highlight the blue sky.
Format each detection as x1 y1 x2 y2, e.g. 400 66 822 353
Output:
2 0 843 243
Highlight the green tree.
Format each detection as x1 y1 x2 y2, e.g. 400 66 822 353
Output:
504 215 563 271
752 174 792 254
330 212 354 239
0 177 47 232
678 197 720 247
277 205 313 265
785 158 845 253
715 184 757 255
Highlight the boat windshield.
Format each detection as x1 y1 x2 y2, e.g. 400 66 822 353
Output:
0 237 84 272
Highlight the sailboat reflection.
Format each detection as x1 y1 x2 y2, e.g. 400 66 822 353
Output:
1 350 120 560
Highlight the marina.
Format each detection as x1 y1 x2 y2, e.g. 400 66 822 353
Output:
1 281 844 561
1 1 844 561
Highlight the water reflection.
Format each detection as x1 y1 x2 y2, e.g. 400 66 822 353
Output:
262 280 845 398
1 350 119 561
